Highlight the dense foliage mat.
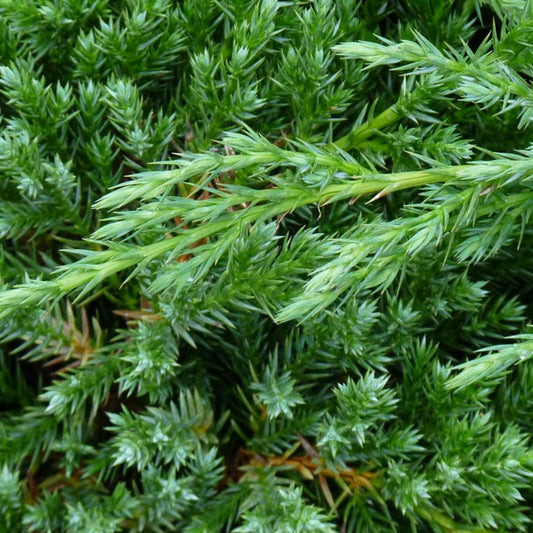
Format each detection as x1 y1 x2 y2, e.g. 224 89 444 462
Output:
2 0 533 531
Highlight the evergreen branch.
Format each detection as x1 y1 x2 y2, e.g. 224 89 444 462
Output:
278 186 533 322
94 131 370 210
0 162 470 317
2 140 533 320
446 334 533 389
334 76 442 151
334 32 533 127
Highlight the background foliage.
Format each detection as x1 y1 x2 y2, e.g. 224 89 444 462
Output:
1 0 533 531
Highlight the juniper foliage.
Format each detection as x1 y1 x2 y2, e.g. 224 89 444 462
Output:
1 0 533 532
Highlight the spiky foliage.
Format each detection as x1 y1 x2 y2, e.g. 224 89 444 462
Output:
1 1 533 532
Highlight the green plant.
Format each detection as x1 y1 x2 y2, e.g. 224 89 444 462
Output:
2 0 533 531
